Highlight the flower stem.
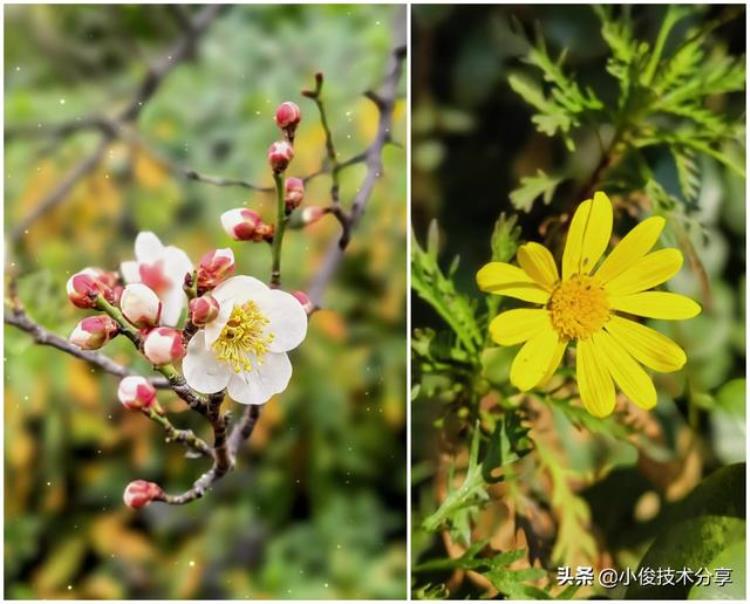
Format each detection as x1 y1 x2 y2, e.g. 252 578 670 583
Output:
270 170 288 287
96 296 141 345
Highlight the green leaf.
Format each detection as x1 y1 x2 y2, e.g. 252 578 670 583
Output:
509 170 563 212
490 212 521 263
671 146 701 202
715 379 746 417
421 425 488 537
626 463 746 598
482 411 533 483
414 541 549 600
411 226 483 355
627 516 745 599
688 538 746 600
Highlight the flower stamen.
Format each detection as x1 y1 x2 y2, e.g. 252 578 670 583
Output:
548 274 610 340
212 301 274 373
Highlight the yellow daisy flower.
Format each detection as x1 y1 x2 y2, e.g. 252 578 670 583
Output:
476 191 701 417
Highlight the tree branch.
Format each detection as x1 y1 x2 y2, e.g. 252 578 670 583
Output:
307 28 406 307
4 306 169 388
145 407 213 457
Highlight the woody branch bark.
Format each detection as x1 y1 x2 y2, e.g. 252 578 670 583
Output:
307 34 406 307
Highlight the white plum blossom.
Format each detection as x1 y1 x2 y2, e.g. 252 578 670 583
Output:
120 232 193 326
183 276 307 405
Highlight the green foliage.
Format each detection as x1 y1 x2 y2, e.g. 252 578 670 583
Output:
509 170 563 212
421 426 488 542
627 463 745 598
481 410 533 483
509 5 745 212
414 541 549 599
412 4 744 600
490 213 521 263
411 222 483 355
508 31 603 151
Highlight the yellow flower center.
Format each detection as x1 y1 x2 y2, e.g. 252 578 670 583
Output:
212 301 274 373
548 274 610 340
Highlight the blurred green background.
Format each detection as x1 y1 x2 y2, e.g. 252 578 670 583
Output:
412 4 745 599
5 5 406 599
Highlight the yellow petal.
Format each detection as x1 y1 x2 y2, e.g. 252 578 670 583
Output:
596 216 665 284
576 337 616 417
604 315 686 372
604 248 683 296
489 309 551 346
517 242 559 291
593 330 657 410
476 262 550 303
539 339 568 387
610 292 701 320
562 191 613 280
510 328 560 391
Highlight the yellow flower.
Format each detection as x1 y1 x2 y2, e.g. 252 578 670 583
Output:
476 191 701 417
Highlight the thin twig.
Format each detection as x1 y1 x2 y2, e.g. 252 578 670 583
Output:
227 405 261 457
146 407 213 457
303 72 343 205
4 306 169 388
307 34 406 307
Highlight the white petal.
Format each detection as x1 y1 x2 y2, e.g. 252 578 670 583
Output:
212 275 268 307
182 332 231 394
257 289 308 352
203 303 233 346
227 352 292 405
134 232 164 261
163 245 194 283
120 260 140 284
160 287 187 326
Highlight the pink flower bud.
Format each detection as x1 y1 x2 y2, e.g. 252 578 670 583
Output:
117 376 157 411
143 327 185 365
268 141 294 172
123 480 163 509
284 177 305 211
301 206 327 226
292 290 314 315
120 283 162 328
197 248 235 290
189 294 220 326
70 315 119 350
274 101 301 130
255 222 275 243
67 267 116 309
221 208 262 241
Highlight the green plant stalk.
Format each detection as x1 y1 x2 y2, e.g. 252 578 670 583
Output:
270 170 288 287
96 296 141 344
642 6 681 86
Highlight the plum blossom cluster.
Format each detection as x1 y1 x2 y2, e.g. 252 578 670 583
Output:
65 101 319 508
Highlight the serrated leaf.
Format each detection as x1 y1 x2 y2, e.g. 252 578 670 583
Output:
509 170 563 212
411 226 483 355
